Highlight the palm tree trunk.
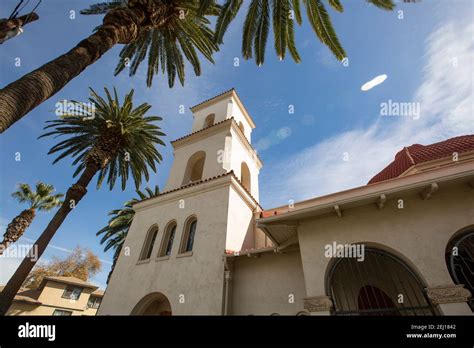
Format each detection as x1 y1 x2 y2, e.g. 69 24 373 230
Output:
0 7 146 133
0 162 99 315
0 209 36 256
0 12 40 42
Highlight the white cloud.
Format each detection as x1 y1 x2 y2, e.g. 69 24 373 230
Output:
260 14 474 208
361 74 387 91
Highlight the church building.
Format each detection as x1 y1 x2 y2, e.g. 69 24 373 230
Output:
98 89 474 316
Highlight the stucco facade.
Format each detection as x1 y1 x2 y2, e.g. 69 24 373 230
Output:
99 90 474 316
3 276 103 316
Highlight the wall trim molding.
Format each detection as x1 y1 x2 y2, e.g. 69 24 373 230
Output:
303 295 333 312
426 284 471 305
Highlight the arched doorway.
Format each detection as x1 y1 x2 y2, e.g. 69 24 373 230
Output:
327 247 435 316
446 228 474 311
131 292 172 316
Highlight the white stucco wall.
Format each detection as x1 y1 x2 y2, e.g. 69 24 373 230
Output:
229 127 260 200
192 95 253 141
98 184 231 315
165 125 261 200
230 250 307 315
164 130 228 191
297 181 474 301
225 185 255 252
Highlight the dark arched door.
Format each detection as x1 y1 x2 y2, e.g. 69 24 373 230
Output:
358 285 399 316
327 248 435 316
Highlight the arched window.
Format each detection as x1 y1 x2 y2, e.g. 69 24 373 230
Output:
241 162 251 192
203 114 215 128
180 217 197 253
238 121 245 134
158 221 177 257
182 151 206 185
446 228 474 311
139 226 158 261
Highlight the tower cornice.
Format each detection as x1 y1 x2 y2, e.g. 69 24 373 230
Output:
171 117 263 168
190 89 256 129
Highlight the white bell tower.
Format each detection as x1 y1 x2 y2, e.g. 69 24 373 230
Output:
99 89 266 315
164 88 262 201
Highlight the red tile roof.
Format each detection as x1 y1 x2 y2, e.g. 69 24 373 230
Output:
368 135 474 184
170 117 234 144
170 117 263 165
260 135 474 218
135 171 262 208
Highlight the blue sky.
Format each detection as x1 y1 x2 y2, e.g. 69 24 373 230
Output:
0 0 473 289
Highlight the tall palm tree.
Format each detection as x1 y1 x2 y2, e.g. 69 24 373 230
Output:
97 186 159 283
0 87 165 315
0 0 220 133
213 0 414 65
0 182 63 255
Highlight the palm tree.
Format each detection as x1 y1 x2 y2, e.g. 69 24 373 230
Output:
0 182 63 255
0 0 220 133
0 12 40 45
0 87 165 315
97 186 159 283
0 0 421 134
81 1 218 88
214 0 415 65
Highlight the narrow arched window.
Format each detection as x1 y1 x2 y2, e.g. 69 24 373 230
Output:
203 114 215 128
159 221 177 257
180 217 197 253
182 151 206 185
139 226 158 261
241 162 251 192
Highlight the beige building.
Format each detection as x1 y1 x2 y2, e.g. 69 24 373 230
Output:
2 276 103 316
99 89 474 316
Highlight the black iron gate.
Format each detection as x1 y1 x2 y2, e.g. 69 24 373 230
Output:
327 248 435 316
446 230 474 311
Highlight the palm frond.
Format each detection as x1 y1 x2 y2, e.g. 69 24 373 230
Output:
11 182 63 211
83 1 220 88
80 0 126 15
273 0 289 60
328 0 344 12
304 0 346 60
40 87 165 191
366 0 395 10
254 0 270 66
214 0 243 44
